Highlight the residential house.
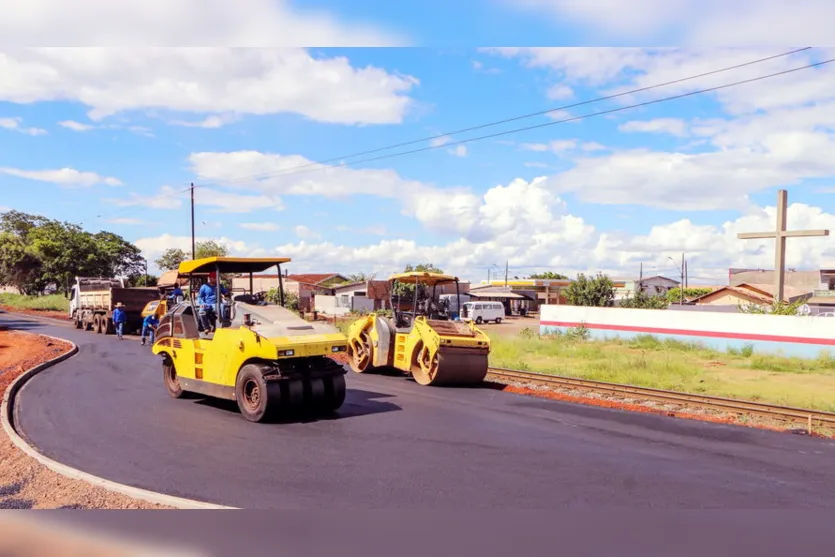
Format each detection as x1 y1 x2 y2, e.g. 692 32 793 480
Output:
230 272 349 311
612 275 680 301
688 282 813 310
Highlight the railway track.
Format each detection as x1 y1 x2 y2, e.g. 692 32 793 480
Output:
486 367 835 434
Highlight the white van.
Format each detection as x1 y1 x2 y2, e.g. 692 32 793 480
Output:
460 301 505 324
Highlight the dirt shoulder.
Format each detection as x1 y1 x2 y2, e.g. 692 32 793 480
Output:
0 328 172 509
0 305 68 321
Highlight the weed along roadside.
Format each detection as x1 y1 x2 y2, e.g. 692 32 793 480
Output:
489 325 835 414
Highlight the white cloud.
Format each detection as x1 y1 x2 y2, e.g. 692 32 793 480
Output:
525 162 549 168
0 48 419 125
104 184 283 213
169 114 239 129
294 225 320 239
502 0 835 46
448 144 468 157
0 116 47 135
130 167 835 284
619 118 688 137
0 166 122 187
58 120 95 132
134 234 254 273
547 84 574 100
105 185 184 210
520 139 604 154
0 0 407 47
241 222 280 231
187 150 427 201
106 217 145 225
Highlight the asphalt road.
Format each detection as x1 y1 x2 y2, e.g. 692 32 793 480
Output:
5 311 835 509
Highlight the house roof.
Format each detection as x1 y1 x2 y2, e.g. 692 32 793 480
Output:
637 275 680 284
285 273 346 285
689 282 812 305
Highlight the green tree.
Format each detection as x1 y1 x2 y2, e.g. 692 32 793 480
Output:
195 240 229 259
392 263 445 297
666 287 713 303
0 209 146 295
564 272 615 307
154 248 187 271
529 271 569 280
265 287 299 310
618 289 670 310
126 273 160 287
738 298 806 315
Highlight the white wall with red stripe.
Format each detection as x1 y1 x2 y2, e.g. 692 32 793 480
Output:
539 305 835 359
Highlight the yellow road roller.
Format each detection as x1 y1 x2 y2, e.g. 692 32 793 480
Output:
151 257 348 422
346 271 491 386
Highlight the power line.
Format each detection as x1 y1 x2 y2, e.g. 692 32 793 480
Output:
198 47 811 187
91 48 821 224
196 55 835 186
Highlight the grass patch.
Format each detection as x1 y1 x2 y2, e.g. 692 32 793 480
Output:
488 330 835 412
0 293 69 312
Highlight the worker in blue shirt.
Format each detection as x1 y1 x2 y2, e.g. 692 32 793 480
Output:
112 302 127 339
140 313 159 346
197 272 228 332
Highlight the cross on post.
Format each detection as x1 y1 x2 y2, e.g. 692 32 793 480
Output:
737 189 830 303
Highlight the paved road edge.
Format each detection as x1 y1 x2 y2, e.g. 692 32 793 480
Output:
1 332 238 510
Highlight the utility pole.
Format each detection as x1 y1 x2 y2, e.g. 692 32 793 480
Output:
190 183 196 260
144 258 148 286
680 253 685 305
684 260 688 289
504 260 508 287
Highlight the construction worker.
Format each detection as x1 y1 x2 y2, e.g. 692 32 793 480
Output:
140 312 159 346
112 302 127 339
197 272 228 332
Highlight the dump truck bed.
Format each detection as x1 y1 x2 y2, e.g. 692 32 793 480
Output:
77 287 159 313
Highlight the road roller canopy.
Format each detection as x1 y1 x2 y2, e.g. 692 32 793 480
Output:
389 271 459 286
177 256 292 275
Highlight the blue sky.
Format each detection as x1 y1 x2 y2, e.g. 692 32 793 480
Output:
1 1 835 284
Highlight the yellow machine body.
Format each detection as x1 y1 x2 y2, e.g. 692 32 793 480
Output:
346 271 491 386
151 256 348 422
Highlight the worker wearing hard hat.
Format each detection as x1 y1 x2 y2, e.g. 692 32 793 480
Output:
196 272 228 333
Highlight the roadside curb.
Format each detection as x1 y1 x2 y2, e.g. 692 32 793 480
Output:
1 332 238 510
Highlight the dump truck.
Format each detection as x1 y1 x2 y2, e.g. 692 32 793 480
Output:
151 257 349 423
346 271 491 386
69 277 159 335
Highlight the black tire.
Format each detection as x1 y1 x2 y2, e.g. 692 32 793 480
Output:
93 314 102 334
476 316 483 324
103 317 114 335
74 313 82 329
163 357 185 398
324 374 347 412
235 364 276 423
495 317 502 324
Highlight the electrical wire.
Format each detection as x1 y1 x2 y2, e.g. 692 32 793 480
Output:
200 47 811 186
198 54 833 188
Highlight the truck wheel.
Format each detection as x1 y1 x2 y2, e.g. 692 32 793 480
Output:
74 314 82 329
92 314 102 334
162 357 185 399
235 364 277 423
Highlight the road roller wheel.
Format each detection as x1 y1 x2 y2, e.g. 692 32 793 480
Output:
235 364 275 423
348 328 374 373
411 342 440 386
325 374 347 411
162 357 185 399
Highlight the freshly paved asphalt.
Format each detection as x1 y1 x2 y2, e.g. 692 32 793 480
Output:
4 310 835 509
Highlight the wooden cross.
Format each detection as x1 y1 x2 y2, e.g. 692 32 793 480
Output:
737 189 830 303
